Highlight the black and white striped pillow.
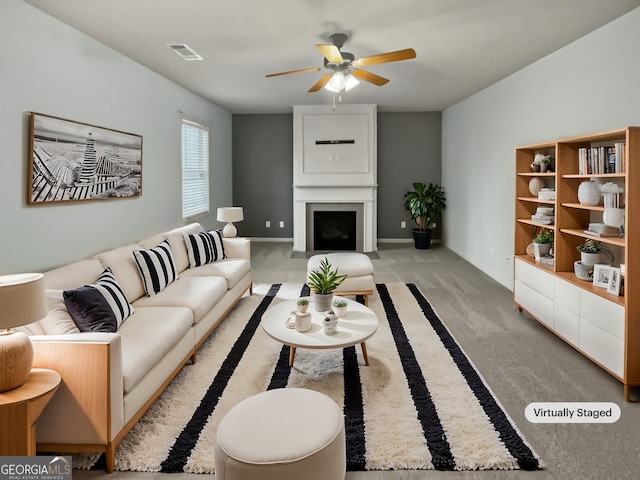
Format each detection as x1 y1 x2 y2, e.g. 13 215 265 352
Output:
94 268 134 327
63 268 134 332
133 240 178 296
183 230 226 268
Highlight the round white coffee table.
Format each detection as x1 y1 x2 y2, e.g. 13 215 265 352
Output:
261 297 378 367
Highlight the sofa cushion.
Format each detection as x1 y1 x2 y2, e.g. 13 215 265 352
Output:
43 259 104 291
132 276 227 323
63 268 134 332
117 306 193 393
133 240 178 296
180 258 250 289
16 290 81 336
64 286 118 332
95 268 135 324
94 244 146 302
183 230 225 268
165 223 205 273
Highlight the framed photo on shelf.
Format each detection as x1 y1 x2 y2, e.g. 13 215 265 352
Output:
607 267 621 296
28 112 143 205
593 265 615 288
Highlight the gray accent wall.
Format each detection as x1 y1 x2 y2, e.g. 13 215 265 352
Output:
232 111 442 241
377 112 442 239
232 114 294 238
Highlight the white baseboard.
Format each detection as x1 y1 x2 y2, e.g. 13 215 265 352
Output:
246 237 440 245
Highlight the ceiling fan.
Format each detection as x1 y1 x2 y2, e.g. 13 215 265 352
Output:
265 33 416 93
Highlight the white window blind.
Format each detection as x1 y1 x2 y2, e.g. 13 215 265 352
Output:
181 118 209 219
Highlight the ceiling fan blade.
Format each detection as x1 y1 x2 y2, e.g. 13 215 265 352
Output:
308 74 332 92
353 48 416 67
316 44 343 63
265 67 322 78
352 69 389 86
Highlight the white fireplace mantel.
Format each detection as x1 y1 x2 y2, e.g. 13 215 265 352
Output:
293 104 377 253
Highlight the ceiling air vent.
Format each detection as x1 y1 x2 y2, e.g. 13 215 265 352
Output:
167 44 203 61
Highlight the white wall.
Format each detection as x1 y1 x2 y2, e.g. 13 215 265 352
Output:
0 0 232 274
442 7 640 289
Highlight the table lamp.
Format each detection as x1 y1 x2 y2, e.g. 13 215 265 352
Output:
217 207 244 237
0 273 47 392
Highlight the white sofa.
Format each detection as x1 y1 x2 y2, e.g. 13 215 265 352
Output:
19 223 251 472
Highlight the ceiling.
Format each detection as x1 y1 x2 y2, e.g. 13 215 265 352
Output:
23 0 640 114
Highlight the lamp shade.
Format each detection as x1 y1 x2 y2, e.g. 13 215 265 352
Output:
0 273 46 392
0 273 47 329
217 207 244 223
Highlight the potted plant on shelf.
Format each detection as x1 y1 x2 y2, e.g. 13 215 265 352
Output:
576 239 612 266
533 229 554 260
404 182 446 250
307 257 347 312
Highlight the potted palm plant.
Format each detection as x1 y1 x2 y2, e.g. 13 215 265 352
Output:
307 257 348 312
404 182 446 249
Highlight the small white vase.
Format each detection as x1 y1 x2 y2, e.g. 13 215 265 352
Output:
603 208 625 228
333 305 348 318
294 312 312 332
323 311 338 335
578 180 600 206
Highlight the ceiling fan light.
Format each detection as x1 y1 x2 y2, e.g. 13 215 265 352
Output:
324 71 345 93
344 74 360 91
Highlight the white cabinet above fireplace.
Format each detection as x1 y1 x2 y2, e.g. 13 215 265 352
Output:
293 104 377 187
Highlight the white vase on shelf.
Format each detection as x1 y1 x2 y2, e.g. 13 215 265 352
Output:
577 180 599 206
603 208 625 228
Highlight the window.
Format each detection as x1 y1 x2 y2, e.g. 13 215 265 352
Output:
181 118 209 219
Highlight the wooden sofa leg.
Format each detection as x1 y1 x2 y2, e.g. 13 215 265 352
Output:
106 444 115 473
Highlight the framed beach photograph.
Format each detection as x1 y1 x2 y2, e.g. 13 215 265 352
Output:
28 112 142 204
607 267 621 296
593 264 613 288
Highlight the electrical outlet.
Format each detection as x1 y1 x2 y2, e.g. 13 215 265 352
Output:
401 221 406 228
265 221 270 228
279 221 284 228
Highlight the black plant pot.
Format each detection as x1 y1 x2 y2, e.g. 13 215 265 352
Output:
413 229 433 250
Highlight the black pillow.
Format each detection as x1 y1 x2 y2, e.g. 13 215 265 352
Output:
63 285 118 333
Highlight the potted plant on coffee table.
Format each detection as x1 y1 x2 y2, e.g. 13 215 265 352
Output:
404 182 446 249
307 257 347 312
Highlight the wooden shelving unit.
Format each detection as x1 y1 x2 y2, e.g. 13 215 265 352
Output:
514 127 640 401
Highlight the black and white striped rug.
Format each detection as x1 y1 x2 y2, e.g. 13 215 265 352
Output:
86 282 543 473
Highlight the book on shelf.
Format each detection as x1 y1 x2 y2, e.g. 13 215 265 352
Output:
577 144 625 174
583 229 620 237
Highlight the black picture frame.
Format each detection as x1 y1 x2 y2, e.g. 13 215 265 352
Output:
28 112 142 204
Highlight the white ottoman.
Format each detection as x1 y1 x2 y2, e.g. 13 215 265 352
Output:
214 388 346 480
308 252 375 306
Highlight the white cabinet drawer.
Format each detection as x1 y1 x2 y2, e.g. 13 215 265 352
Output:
580 291 624 339
555 277 580 315
580 318 624 377
515 280 554 328
554 304 579 344
515 259 554 300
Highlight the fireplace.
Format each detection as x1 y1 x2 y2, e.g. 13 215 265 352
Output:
314 211 356 251
307 204 363 251
292 104 377 253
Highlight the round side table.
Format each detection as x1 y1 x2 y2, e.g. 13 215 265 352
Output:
0 368 61 455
